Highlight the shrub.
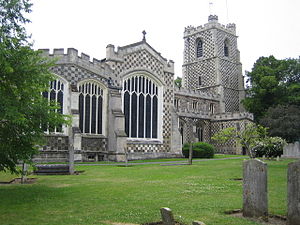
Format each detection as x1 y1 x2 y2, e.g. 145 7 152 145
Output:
182 142 215 158
253 136 286 158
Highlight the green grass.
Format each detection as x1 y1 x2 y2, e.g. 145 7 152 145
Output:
0 158 294 225
40 154 247 165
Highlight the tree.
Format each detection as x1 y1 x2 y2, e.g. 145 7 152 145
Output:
174 76 182 88
242 56 300 121
260 105 300 143
0 0 69 173
212 124 267 158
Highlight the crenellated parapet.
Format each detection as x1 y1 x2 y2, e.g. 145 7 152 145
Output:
39 48 113 78
184 15 236 37
212 112 254 121
174 86 220 101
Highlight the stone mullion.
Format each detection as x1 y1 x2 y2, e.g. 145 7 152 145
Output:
95 95 99 135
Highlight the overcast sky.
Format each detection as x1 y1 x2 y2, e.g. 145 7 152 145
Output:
27 0 300 77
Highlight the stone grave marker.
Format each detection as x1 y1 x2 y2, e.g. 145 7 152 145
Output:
160 207 175 225
243 159 268 218
287 160 300 225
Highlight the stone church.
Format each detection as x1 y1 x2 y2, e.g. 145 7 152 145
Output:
35 15 253 162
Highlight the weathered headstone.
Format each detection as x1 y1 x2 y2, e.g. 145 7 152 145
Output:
160 207 175 225
192 221 206 225
287 160 300 225
243 159 268 218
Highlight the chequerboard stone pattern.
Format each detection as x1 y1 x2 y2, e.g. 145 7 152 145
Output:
287 160 300 225
182 15 245 113
243 159 268 218
160 207 175 225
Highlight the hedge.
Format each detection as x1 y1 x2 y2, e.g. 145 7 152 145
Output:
182 142 215 158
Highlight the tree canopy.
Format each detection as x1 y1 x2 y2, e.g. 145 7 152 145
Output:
260 105 300 143
0 0 69 173
243 56 300 122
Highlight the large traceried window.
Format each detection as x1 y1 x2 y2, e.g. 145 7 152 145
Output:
42 77 68 134
78 81 104 135
123 75 161 139
196 38 203 58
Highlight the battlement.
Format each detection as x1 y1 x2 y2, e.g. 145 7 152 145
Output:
39 48 110 76
174 86 220 101
212 112 254 121
184 15 236 37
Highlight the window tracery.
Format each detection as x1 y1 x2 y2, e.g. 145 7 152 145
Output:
123 75 161 139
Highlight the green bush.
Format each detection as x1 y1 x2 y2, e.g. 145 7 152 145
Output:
182 142 215 158
253 136 286 158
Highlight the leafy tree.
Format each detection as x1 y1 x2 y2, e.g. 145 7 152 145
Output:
174 76 182 88
260 105 300 143
243 56 300 121
0 0 69 173
212 124 267 158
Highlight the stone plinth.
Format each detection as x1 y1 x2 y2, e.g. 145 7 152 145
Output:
243 159 268 218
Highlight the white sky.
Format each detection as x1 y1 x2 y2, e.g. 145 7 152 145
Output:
27 0 300 78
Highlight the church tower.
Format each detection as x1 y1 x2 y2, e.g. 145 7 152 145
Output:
182 15 245 113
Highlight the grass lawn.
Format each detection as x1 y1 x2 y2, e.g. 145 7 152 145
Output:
39 154 247 165
0 158 295 225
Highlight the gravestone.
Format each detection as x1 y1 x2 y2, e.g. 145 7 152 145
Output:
243 159 268 218
287 160 300 225
160 207 175 225
34 164 70 175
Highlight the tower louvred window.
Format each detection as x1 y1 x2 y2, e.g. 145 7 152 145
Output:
196 39 203 58
224 39 229 57
123 75 160 139
78 81 104 135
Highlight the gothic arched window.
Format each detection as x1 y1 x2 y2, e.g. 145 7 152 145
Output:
196 39 203 58
42 77 68 133
123 75 161 139
78 81 105 135
224 39 229 57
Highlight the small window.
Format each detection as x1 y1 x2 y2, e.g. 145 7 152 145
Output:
197 127 203 142
224 39 229 57
209 103 214 114
174 98 180 109
192 101 197 110
198 76 202 86
196 39 203 58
